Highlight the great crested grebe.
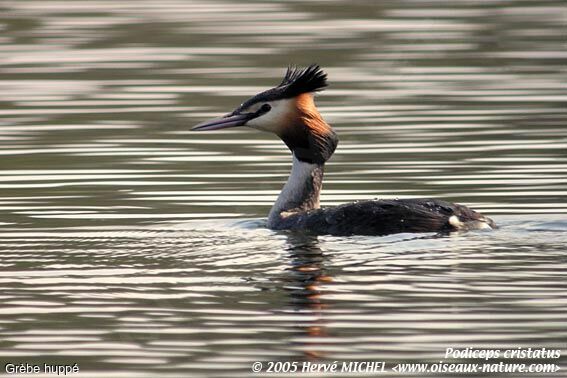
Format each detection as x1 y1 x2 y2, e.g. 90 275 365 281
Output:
193 65 496 236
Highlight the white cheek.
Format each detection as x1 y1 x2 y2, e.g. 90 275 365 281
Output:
247 99 294 132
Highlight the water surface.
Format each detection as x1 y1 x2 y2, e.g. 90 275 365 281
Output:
0 0 566 376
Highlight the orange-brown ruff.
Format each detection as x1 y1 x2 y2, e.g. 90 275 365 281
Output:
296 93 331 136
192 65 496 236
271 92 337 166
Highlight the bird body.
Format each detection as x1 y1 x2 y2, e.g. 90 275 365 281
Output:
193 65 496 236
273 197 495 236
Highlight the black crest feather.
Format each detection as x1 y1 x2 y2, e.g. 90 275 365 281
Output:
236 65 328 112
278 65 328 97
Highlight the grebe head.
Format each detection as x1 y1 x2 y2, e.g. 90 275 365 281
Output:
193 65 338 164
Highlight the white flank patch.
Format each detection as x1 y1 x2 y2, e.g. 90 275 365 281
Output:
449 215 464 229
449 215 494 230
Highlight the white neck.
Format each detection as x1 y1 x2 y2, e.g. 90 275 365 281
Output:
267 155 324 228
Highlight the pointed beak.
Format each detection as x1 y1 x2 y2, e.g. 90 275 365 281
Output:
192 112 253 131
